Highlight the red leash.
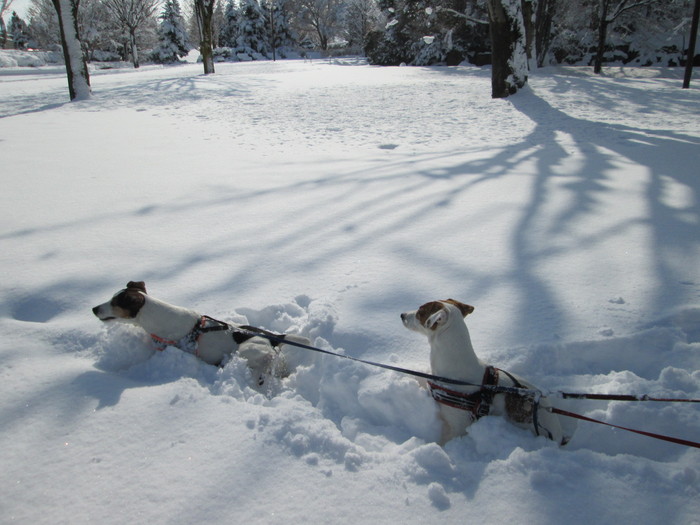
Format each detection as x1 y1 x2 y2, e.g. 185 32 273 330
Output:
550 407 700 449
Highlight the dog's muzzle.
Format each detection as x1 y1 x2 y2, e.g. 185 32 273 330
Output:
92 305 115 321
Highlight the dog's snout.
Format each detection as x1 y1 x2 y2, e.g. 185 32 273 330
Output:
401 313 407 321
92 306 100 316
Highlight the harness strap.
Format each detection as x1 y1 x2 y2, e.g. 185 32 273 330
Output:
428 366 500 421
232 324 288 347
150 317 290 357
150 316 230 357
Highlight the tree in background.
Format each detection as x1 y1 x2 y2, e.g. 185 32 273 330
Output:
51 0 91 100
219 0 239 46
683 0 699 88
27 0 60 50
263 0 296 59
152 0 190 63
1 0 16 47
9 11 29 48
365 0 431 65
194 0 215 73
486 0 529 98
593 0 654 73
344 0 380 51
291 0 346 50
237 0 268 53
104 0 159 68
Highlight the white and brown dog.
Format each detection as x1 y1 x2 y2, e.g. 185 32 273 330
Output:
93 281 311 383
401 299 571 445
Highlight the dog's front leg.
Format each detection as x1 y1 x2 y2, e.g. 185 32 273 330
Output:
438 405 473 445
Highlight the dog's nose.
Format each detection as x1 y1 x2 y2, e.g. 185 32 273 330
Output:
92 306 100 316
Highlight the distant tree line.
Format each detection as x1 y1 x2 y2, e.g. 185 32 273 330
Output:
3 0 695 68
2 0 697 100
366 0 695 68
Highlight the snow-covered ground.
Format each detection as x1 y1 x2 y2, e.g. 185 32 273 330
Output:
1 57 699 524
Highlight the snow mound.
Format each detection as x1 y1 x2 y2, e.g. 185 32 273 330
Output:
0 50 61 68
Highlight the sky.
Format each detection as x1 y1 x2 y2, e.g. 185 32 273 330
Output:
4 0 30 20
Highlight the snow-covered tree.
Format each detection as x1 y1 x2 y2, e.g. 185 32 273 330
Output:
79 0 123 61
9 11 29 48
1 0 16 47
263 0 296 58
593 0 655 73
486 0 528 98
152 0 190 63
51 0 91 100
27 0 60 50
104 0 159 68
344 0 380 50
292 0 345 50
218 0 238 46
365 0 430 65
237 0 268 54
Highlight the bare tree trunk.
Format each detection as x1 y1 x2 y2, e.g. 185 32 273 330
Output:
0 0 14 48
594 0 654 74
487 0 528 98
52 0 91 100
130 28 140 68
535 0 556 67
194 0 215 74
594 0 609 74
683 0 700 88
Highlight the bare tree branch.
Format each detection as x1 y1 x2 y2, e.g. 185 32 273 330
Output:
607 0 654 23
436 6 489 25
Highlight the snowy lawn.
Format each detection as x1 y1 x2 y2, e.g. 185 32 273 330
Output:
1 58 699 524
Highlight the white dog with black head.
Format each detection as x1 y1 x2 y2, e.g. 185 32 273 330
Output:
93 281 311 384
401 299 572 445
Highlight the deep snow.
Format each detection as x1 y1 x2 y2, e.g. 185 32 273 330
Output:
1 57 699 524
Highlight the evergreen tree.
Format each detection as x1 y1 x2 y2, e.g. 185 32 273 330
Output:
365 0 433 65
237 0 268 54
219 0 239 47
152 0 190 63
9 11 29 49
263 0 296 57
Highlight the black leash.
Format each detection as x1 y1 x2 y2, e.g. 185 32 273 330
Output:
235 326 700 404
232 326 536 397
231 325 700 449
557 392 700 403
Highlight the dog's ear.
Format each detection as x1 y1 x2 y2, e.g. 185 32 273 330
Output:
425 309 448 331
443 299 474 317
126 281 147 294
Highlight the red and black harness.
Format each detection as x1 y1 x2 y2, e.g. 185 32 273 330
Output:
428 366 500 419
150 315 288 361
428 366 549 439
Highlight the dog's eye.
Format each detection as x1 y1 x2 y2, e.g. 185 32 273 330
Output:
111 290 145 316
